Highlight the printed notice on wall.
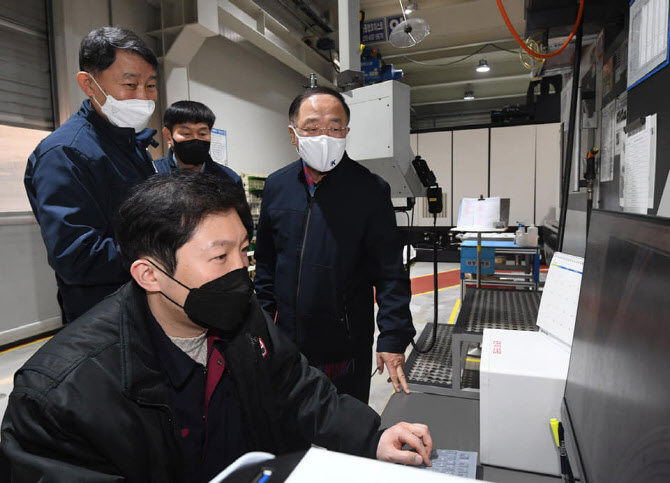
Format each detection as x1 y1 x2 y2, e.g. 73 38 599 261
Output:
628 0 670 88
616 92 628 206
624 114 657 214
210 128 228 166
600 100 616 182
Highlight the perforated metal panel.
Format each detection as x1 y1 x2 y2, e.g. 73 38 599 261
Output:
405 323 481 390
406 323 454 388
458 289 541 332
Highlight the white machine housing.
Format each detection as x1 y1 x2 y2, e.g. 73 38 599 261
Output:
342 81 424 198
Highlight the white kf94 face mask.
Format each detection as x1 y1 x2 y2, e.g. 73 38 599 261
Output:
291 127 347 173
89 74 155 133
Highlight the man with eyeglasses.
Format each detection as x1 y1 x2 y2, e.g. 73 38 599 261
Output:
254 86 415 403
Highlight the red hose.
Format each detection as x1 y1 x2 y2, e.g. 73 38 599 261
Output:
496 0 584 60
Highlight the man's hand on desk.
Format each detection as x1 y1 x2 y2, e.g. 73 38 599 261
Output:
377 422 433 466
376 352 411 394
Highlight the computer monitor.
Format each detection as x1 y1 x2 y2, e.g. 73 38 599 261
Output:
561 210 670 483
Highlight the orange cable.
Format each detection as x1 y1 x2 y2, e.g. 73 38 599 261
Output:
496 0 584 60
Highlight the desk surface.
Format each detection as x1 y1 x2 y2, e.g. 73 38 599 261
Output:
381 392 560 483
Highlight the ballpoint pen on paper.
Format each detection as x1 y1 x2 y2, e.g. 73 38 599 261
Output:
252 469 273 483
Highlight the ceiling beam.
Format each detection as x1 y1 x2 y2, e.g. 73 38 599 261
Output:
411 73 529 90
412 93 525 106
383 38 518 60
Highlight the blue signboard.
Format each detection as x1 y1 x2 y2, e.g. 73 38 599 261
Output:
386 15 405 38
361 17 386 43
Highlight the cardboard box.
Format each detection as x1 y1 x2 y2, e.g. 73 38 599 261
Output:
480 329 570 476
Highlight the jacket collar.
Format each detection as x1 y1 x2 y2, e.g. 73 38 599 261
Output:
79 99 158 150
118 282 173 405
166 148 212 173
296 151 351 187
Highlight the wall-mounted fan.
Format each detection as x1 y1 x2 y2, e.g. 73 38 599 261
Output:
389 1 430 48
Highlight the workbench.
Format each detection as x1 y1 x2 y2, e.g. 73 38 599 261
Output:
460 240 541 297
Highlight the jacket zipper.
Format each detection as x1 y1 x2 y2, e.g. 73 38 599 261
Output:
342 304 351 338
296 188 317 301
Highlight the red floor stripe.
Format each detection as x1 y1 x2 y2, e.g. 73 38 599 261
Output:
409 266 548 296
410 269 460 295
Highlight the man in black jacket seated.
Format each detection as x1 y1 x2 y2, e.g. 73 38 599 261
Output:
1 172 432 482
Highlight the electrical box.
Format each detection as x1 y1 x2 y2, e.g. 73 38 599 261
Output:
342 81 423 198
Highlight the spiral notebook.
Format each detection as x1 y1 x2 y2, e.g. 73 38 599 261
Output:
536 252 584 346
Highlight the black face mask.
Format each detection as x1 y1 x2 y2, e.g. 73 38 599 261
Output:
172 139 211 166
149 261 254 335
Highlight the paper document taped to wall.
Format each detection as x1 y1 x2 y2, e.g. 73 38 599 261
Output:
210 128 228 166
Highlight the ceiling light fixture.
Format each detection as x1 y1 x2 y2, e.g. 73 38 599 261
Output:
463 90 475 100
404 2 417 15
476 59 491 73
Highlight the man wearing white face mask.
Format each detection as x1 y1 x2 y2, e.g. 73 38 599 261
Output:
254 87 416 404
24 26 159 323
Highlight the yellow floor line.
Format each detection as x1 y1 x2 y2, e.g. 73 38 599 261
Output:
0 336 53 356
448 299 462 325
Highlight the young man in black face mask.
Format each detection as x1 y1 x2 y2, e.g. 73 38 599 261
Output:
155 100 242 183
1 172 433 482
156 100 253 239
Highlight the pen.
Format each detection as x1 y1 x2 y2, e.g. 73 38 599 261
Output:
251 469 273 483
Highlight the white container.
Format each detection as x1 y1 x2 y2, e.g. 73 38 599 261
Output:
527 224 539 246
480 329 570 476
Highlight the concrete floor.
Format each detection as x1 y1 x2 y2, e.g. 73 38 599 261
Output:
0 262 461 425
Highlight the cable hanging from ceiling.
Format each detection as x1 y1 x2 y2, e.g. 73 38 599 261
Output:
401 42 518 67
496 0 585 59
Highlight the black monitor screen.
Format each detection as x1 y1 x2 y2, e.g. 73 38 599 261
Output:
562 210 670 483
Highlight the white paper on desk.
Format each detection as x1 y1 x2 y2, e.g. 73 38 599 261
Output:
623 114 656 214
457 197 501 229
208 451 274 483
285 447 478 483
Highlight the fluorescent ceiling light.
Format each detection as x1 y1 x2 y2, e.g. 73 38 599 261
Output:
463 90 475 100
476 59 490 73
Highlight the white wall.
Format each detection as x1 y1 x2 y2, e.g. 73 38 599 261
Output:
453 129 490 222
407 124 561 228
490 125 537 226
187 36 306 176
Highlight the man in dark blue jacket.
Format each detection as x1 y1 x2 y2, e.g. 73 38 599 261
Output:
24 26 159 323
154 100 253 238
254 87 416 403
154 100 242 185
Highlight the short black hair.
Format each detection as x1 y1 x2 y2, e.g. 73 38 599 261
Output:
288 86 350 125
115 172 251 275
79 26 158 74
163 100 216 131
